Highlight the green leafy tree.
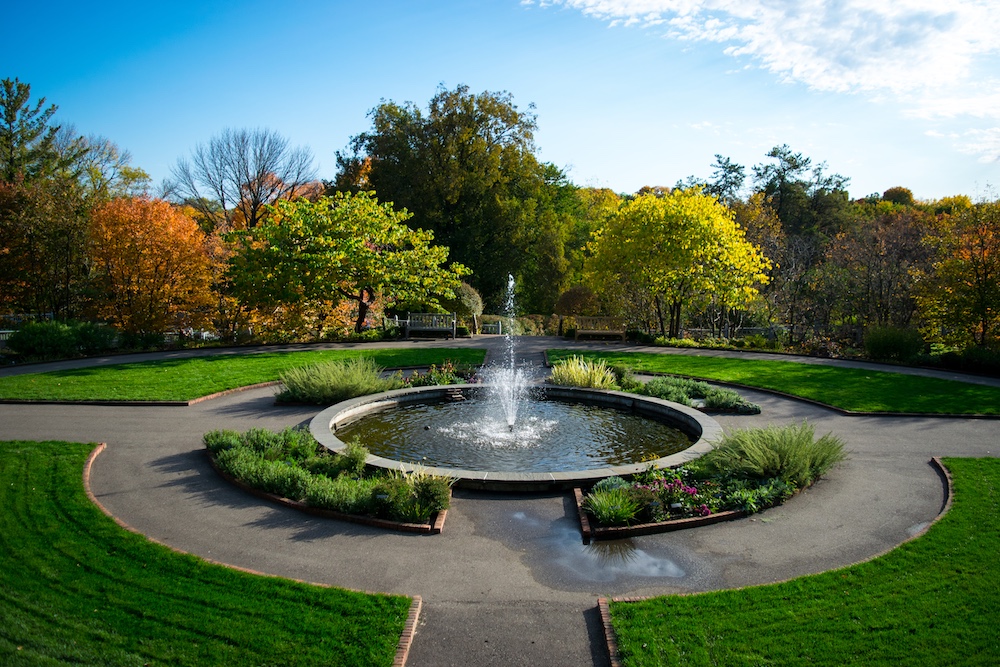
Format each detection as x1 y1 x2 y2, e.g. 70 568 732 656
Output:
334 85 545 309
0 176 89 318
1 78 84 182
226 191 469 337
585 190 770 337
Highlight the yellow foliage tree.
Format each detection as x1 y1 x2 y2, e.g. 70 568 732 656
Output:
585 189 770 337
89 197 213 336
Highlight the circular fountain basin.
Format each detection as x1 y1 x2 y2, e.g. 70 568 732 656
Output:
309 384 723 491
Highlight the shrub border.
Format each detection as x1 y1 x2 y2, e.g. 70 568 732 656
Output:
81 443 424 666
595 456 955 667
205 450 448 535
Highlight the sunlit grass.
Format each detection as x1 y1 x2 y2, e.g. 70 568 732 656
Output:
609 457 1000 666
548 349 1000 414
0 348 485 402
0 440 411 666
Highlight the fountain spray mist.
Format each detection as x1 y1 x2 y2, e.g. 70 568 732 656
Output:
487 274 529 427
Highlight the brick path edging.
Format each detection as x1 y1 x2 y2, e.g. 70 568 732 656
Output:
83 443 424 667
596 456 955 666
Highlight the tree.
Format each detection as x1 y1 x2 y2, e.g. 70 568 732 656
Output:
226 192 469 336
334 85 545 309
1 78 85 182
752 144 851 238
170 128 317 233
819 209 934 329
585 190 770 337
916 201 1000 347
88 198 213 335
882 186 915 207
78 135 151 200
705 154 746 205
0 176 90 318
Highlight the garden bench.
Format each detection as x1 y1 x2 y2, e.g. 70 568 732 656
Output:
574 316 626 342
406 312 457 339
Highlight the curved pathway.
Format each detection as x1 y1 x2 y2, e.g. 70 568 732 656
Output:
1 338 997 666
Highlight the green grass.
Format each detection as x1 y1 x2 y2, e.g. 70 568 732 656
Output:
0 440 411 666
609 457 1000 666
548 349 1000 414
0 348 485 402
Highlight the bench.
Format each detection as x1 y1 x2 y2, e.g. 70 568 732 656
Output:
406 312 457 339
574 316 626 342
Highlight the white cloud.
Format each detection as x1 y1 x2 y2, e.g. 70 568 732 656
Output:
535 0 1000 162
955 128 1000 163
538 1 1000 118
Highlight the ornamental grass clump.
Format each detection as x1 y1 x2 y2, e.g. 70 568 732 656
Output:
277 357 404 404
549 355 618 389
700 422 847 488
583 487 642 525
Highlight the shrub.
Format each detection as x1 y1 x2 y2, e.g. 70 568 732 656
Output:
549 355 618 389
703 387 762 414
723 478 793 513
583 487 641 525
304 474 380 515
407 361 463 387
592 476 630 493
203 429 243 454
700 423 847 488
6 322 78 359
277 357 404 404
610 364 642 392
72 322 118 355
864 326 925 362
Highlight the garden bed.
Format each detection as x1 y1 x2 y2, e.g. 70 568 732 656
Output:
207 452 448 534
574 487 746 542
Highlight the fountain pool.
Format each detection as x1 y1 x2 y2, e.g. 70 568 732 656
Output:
309 384 722 491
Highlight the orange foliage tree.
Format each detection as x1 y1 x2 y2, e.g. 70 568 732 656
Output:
88 197 213 335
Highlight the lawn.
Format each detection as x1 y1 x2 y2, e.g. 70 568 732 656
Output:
548 349 1000 415
0 440 412 666
0 347 485 402
608 457 1000 666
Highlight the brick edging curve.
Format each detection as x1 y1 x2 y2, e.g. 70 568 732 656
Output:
596 456 955 666
82 443 424 667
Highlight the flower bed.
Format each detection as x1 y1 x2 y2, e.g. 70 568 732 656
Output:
576 422 846 540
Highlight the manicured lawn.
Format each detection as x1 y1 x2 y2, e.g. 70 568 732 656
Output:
0 348 485 402
0 440 411 666
548 350 1000 414
609 457 1000 666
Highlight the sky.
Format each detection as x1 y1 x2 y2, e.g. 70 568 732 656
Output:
4 0 999 202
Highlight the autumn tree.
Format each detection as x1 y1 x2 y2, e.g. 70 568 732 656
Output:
88 198 213 335
819 209 935 329
170 127 317 233
916 201 1000 347
226 191 469 337
585 190 770 338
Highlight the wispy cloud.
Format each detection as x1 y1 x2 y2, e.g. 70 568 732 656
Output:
527 0 1000 159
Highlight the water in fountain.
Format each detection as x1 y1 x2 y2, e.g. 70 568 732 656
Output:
419 274 544 451
487 274 530 428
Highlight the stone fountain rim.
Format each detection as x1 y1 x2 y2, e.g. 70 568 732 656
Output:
308 384 723 491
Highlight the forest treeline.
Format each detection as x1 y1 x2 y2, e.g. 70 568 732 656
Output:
1 78 997 366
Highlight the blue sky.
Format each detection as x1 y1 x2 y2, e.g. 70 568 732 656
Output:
5 0 999 201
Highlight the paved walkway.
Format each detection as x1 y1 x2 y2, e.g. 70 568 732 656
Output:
1 338 997 666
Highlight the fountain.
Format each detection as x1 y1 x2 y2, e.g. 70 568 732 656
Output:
309 277 721 491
